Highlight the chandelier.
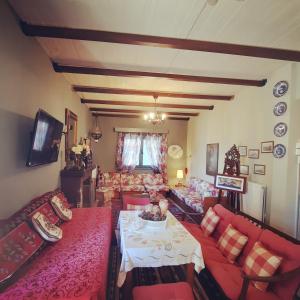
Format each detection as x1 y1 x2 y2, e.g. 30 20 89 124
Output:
143 96 167 125
90 115 102 142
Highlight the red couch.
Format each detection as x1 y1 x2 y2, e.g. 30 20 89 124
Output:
0 190 112 300
182 204 300 300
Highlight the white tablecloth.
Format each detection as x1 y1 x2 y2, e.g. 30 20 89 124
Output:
117 210 205 287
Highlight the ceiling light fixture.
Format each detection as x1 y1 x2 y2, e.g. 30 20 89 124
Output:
90 115 102 142
144 96 167 125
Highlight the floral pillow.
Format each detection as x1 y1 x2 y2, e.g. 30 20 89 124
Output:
32 212 62 242
50 196 72 221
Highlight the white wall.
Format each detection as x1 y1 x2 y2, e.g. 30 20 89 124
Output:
0 2 91 218
187 63 300 236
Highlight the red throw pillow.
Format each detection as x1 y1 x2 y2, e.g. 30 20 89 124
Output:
0 222 43 283
243 241 282 291
217 224 248 263
200 207 220 236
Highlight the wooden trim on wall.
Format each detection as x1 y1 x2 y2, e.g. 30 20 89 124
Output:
92 113 189 121
81 99 214 110
20 21 300 62
74 86 233 100
53 62 267 87
114 127 169 134
89 107 198 116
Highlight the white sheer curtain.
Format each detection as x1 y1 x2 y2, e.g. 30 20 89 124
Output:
143 134 162 169
122 133 142 168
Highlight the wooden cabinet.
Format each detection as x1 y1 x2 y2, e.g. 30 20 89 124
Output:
60 166 97 207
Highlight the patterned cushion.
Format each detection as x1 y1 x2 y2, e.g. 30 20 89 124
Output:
121 174 143 186
121 184 145 192
29 202 59 225
217 224 248 263
0 222 43 283
55 192 71 208
145 184 169 192
243 241 283 291
200 207 220 236
51 196 72 221
143 174 164 185
31 212 62 242
0 208 112 300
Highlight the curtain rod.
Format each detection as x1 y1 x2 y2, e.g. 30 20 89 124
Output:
114 127 169 134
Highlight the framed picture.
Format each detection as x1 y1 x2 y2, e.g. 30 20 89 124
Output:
254 164 266 175
238 146 247 157
261 141 274 153
248 149 260 159
240 165 249 175
206 143 219 176
214 174 247 194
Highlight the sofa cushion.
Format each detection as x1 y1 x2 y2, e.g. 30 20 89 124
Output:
243 241 282 292
103 172 121 186
0 207 112 300
206 260 280 300
259 229 300 300
212 204 235 240
231 215 263 266
121 184 145 192
217 224 248 263
143 173 164 185
29 202 60 225
144 184 169 192
31 212 63 242
51 195 72 221
0 222 43 283
200 207 220 236
121 173 143 186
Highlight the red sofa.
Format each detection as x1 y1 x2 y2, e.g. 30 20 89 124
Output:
182 204 300 300
0 189 112 300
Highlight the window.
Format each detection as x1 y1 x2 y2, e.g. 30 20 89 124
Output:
137 135 161 168
138 138 152 167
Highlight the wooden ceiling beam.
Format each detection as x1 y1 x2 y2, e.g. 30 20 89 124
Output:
92 112 189 121
53 62 266 87
21 21 300 62
81 99 214 110
89 107 198 116
74 86 233 100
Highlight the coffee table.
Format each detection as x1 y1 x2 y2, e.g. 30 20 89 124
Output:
116 210 205 294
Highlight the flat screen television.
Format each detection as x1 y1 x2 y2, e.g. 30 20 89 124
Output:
26 109 63 167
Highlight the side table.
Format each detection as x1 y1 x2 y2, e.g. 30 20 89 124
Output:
97 188 114 206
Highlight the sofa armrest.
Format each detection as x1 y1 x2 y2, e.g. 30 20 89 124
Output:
238 267 300 300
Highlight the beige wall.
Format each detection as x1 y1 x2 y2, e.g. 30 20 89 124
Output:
92 117 187 185
187 63 300 236
0 2 91 218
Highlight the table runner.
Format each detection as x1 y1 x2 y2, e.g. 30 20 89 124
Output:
117 210 205 287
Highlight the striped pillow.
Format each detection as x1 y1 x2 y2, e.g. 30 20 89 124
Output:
51 196 72 221
243 241 282 291
217 224 248 263
32 212 62 242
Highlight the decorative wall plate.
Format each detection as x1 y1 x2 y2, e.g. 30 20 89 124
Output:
273 144 286 158
167 144 183 159
273 81 288 97
273 102 287 116
274 122 288 137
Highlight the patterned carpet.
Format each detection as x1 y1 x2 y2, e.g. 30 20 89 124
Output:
103 196 227 300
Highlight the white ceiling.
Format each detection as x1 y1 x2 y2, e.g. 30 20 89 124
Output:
9 0 300 116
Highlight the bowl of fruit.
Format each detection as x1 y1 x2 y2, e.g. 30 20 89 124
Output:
138 200 169 230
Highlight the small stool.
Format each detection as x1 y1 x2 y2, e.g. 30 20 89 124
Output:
132 282 194 300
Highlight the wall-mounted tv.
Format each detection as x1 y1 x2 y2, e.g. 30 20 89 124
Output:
26 109 63 167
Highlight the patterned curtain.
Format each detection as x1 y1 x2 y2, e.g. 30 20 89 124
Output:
158 134 168 183
115 132 142 172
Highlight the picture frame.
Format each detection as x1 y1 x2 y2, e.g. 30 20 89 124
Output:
261 141 274 153
238 146 247 157
254 164 266 175
214 174 247 194
240 164 249 175
248 149 260 159
206 143 219 176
